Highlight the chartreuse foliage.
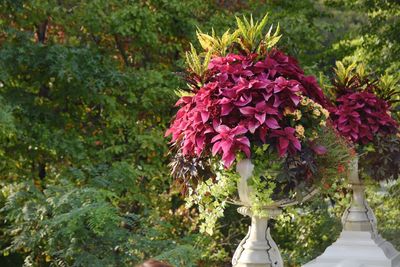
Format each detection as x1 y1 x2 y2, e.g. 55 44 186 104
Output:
0 1 399 267
235 14 281 54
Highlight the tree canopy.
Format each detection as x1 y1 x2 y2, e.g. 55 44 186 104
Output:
0 1 399 266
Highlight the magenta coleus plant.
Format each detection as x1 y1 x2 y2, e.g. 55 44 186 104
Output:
166 49 329 167
330 91 398 144
328 62 399 146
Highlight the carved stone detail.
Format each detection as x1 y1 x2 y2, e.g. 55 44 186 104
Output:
232 159 284 267
342 157 377 233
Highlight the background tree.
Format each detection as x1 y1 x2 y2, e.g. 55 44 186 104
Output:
0 1 399 267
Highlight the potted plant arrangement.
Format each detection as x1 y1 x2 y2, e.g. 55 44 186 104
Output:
328 61 399 232
166 15 352 267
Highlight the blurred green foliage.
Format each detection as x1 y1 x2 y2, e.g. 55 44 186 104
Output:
0 0 399 267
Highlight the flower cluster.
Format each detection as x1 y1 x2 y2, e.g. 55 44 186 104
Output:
166 50 329 167
330 91 398 144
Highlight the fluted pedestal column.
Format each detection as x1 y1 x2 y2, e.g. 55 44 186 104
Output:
232 159 284 267
341 157 377 233
303 157 400 267
232 207 283 267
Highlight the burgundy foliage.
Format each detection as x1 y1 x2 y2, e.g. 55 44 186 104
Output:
330 91 398 145
166 49 328 167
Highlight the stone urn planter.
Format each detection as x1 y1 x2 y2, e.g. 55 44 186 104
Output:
232 159 318 267
165 13 353 267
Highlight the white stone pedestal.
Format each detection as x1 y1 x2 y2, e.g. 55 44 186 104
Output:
232 207 283 267
303 157 400 267
303 231 400 267
232 159 284 267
